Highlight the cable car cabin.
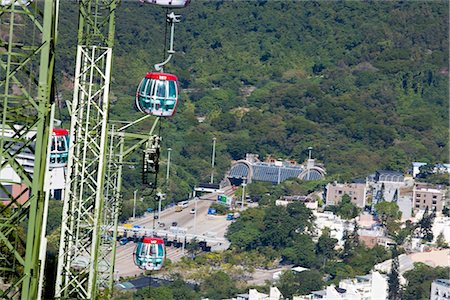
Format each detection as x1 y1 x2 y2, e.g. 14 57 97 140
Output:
140 0 190 8
49 128 69 168
136 72 178 117
134 237 165 271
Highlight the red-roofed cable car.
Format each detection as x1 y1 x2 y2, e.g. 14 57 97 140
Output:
133 236 166 271
135 72 178 117
50 128 69 168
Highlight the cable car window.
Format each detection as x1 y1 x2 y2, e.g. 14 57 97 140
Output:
156 81 166 97
51 138 56 151
57 136 66 151
140 78 149 95
168 81 176 98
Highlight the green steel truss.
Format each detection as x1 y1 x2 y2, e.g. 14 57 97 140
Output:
55 1 118 298
0 1 58 299
100 118 160 293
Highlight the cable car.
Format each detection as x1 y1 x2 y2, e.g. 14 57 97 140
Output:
134 236 166 271
49 128 69 168
135 72 178 117
139 0 190 8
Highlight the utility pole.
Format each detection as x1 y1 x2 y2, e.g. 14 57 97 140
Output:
210 137 216 184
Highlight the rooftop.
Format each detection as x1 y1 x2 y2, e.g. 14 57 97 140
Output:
435 279 450 287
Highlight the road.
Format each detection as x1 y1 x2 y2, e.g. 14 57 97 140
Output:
115 190 235 278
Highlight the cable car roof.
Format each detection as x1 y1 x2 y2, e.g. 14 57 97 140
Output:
140 0 190 9
53 128 69 136
142 237 164 244
145 72 178 81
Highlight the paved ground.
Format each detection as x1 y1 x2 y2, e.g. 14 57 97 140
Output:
115 190 235 278
115 242 187 279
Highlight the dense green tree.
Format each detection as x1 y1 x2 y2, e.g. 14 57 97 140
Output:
326 195 360 220
276 270 324 299
282 234 318 268
375 201 402 235
227 208 265 250
415 207 436 242
316 227 338 266
201 271 237 300
47 200 63 234
403 263 450 300
262 205 292 248
388 246 401 300
135 285 175 300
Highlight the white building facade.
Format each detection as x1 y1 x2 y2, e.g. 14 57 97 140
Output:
430 279 450 300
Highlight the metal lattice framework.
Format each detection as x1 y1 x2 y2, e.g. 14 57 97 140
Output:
55 1 118 298
100 118 160 292
0 1 58 299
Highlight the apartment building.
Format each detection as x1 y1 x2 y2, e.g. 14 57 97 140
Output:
430 279 450 300
325 182 367 208
413 183 446 212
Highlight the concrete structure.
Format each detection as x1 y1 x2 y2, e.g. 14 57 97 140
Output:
431 279 450 300
412 162 450 178
313 211 353 248
273 266 309 281
408 249 450 268
375 170 404 183
227 153 326 186
358 227 387 248
276 195 318 210
432 217 450 246
412 162 427 178
295 272 388 300
325 182 367 208
413 183 446 212
236 287 283 300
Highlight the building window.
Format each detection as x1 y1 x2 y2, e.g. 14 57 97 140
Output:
338 190 342 194
415 205 420 208
432 195 437 199
432 200 437 204
417 194 421 197
423 200 426 204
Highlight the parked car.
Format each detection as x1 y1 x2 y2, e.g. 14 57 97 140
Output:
119 237 129 245
177 201 189 208
171 221 178 227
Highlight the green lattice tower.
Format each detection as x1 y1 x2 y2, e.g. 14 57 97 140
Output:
55 0 118 299
0 1 58 299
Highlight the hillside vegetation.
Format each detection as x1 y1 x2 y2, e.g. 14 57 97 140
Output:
56 1 449 201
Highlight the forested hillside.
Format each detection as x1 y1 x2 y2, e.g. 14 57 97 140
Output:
56 1 449 201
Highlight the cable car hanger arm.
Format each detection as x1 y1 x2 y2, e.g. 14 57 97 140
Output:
154 12 181 72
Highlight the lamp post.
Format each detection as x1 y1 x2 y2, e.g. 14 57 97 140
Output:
166 147 172 183
159 148 172 223
210 137 216 184
133 190 137 219
241 177 246 210
307 146 313 180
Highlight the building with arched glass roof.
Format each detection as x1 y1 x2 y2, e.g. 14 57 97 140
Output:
227 153 326 186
